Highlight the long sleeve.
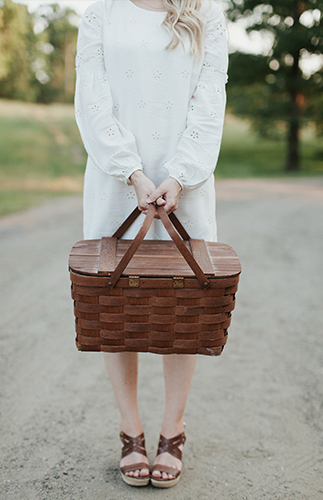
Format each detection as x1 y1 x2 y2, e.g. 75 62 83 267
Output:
74 2 143 184
164 4 228 190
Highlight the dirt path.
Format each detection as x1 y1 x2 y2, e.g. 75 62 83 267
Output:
0 178 322 500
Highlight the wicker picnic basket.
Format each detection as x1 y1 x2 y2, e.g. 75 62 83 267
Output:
69 204 241 356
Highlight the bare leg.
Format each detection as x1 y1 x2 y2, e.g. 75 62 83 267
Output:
152 354 198 480
103 352 149 478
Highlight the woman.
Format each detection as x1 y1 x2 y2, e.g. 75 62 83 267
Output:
75 0 228 488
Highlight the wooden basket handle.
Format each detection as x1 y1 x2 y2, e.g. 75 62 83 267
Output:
156 206 210 288
108 204 210 288
111 205 190 241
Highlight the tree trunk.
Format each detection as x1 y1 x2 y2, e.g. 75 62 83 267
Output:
285 91 300 172
285 3 302 172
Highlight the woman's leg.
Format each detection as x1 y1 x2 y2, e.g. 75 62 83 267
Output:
152 354 198 480
103 352 149 478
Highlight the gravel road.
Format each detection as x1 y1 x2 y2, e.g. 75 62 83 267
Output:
0 178 322 500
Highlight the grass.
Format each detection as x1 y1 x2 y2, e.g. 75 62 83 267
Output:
0 101 85 180
216 115 323 178
0 99 322 216
0 99 86 216
0 190 74 217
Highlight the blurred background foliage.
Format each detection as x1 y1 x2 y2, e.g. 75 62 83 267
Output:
0 0 78 103
226 0 323 171
0 0 322 216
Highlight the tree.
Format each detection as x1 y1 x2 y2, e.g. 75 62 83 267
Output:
0 0 39 101
0 1 78 103
226 0 323 171
35 4 78 103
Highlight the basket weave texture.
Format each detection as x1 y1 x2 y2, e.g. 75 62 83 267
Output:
69 206 241 356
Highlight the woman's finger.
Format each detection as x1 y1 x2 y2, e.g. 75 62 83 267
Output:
156 196 166 206
146 187 163 204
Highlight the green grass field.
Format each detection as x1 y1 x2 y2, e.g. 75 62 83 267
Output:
0 99 322 216
218 115 323 178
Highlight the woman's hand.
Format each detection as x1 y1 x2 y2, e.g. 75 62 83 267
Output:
147 177 182 214
129 170 156 215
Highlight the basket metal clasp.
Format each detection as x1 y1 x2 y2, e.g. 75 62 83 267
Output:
173 277 184 288
129 276 140 287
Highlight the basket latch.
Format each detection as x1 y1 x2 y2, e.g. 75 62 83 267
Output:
173 277 184 288
129 276 140 288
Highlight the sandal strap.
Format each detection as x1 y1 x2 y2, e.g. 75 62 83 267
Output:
121 462 149 474
120 431 147 459
156 432 186 461
152 464 180 478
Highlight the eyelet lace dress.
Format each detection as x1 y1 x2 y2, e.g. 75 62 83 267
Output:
75 0 228 241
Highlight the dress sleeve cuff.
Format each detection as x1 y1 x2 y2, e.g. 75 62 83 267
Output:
126 167 143 186
168 175 184 190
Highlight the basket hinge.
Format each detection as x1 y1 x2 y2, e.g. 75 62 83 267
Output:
129 276 140 287
173 277 184 288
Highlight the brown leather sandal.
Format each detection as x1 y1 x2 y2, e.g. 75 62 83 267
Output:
120 431 150 487
151 432 186 488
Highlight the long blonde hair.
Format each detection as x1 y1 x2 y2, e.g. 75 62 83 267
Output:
162 0 211 57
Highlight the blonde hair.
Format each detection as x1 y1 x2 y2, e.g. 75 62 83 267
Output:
162 0 211 57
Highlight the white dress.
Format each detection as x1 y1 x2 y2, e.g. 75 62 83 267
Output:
75 0 228 241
